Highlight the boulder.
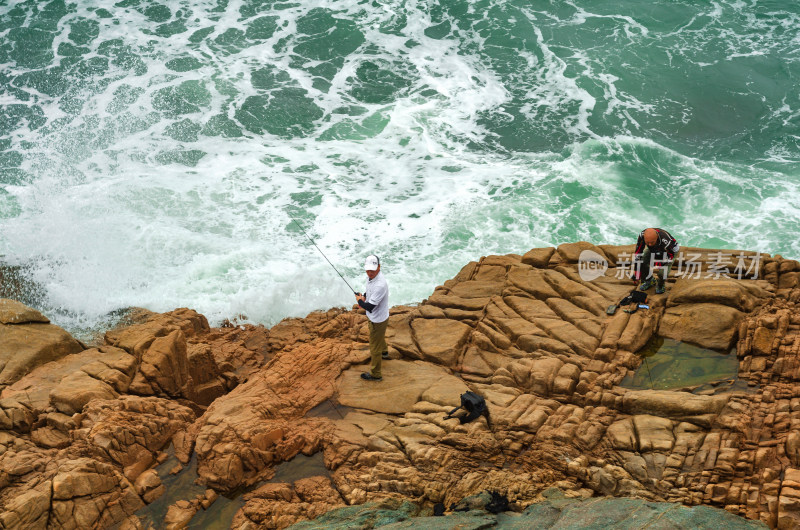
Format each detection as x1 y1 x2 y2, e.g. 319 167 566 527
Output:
2 346 135 411
49 458 145 528
164 501 198 529
448 280 505 299
80 396 196 473
105 307 209 358
410 318 472 367
522 247 555 268
622 390 728 427
50 371 118 415
632 415 674 452
606 418 637 451
129 329 190 397
658 303 743 351
0 316 84 387
0 299 49 324
233 477 346 529
666 279 772 312
599 245 637 266
556 242 610 264
751 326 775 356
134 469 165 504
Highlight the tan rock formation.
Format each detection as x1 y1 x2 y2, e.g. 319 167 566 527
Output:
0 298 85 388
232 477 345 529
170 248 787 528
0 306 257 529
78 396 196 481
2 247 799 529
0 299 50 325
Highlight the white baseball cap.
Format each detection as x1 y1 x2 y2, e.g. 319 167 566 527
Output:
364 255 380 271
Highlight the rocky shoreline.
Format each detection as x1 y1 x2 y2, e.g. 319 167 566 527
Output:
1 243 800 528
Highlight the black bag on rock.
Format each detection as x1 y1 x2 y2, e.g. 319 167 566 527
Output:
445 391 490 426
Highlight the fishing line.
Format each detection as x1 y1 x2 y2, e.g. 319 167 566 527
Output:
286 212 357 294
643 356 655 390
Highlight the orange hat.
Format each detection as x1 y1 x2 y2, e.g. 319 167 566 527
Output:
643 228 658 246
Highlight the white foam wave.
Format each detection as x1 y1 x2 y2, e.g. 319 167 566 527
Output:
1 0 799 334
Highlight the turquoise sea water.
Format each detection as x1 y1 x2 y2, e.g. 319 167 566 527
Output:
0 0 798 332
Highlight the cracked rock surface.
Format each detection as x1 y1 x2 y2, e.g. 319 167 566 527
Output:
1 244 798 528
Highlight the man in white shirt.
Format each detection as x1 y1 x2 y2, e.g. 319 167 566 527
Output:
355 255 389 381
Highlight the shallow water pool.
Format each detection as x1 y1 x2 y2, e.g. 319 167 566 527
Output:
620 337 739 391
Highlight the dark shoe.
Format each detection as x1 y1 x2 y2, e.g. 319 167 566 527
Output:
382 351 390 359
655 284 666 295
361 373 382 381
639 278 655 291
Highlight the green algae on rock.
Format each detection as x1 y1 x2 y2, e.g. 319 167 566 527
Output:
287 491 768 529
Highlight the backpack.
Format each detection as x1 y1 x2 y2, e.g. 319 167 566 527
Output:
619 289 647 307
445 391 490 426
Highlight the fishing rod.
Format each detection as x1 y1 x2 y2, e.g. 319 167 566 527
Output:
286 212 357 294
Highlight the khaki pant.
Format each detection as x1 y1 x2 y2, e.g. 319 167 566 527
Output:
368 319 388 378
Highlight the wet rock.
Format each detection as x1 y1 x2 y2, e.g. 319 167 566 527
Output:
134 469 165 504
200 488 218 509
164 499 198 529
289 492 766 529
519 495 766 529
621 390 728 427
451 490 509 513
288 498 421 529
